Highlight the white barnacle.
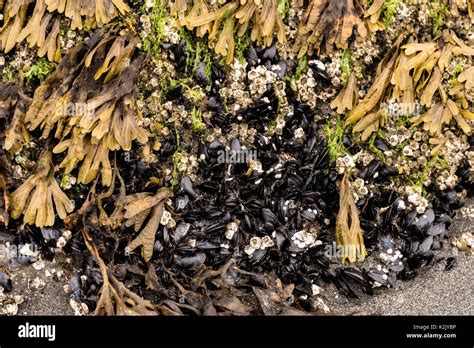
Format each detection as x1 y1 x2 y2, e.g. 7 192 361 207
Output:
261 236 275 248
225 222 239 240
294 127 305 140
291 231 319 249
249 237 262 249
244 245 255 256
311 284 322 295
160 210 172 225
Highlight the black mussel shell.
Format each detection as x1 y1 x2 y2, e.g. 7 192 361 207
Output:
41 228 61 241
427 223 446 236
173 223 191 244
367 270 389 286
68 275 82 300
181 176 197 199
173 253 206 269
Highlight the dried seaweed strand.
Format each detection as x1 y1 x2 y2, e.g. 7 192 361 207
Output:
336 172 367 264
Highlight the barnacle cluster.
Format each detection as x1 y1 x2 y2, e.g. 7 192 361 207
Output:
271 79 291 135
244 235 274 255
219 59 253 111
171 0 286 63
294 64 322 109
0 0 130 61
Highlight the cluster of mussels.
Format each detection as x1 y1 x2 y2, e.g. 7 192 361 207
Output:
47 43 470 314
0 0 472 316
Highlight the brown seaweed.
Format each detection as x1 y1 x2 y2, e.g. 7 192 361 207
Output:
23 27 148 186
9 148 74 227
345 30 473 140
0 0 130 61
295 0 367 57
174 0 286 63
336 172 367 264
